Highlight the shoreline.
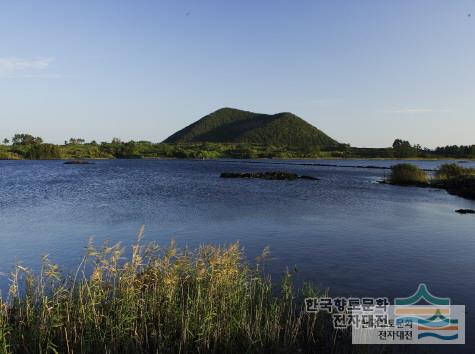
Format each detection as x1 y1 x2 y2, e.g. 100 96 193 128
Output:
1 156 474 162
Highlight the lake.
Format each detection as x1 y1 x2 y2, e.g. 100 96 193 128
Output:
1 158 474 351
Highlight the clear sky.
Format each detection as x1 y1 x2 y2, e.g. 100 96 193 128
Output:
1 0 473 148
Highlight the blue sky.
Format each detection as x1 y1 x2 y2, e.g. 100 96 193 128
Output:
1 0 473 147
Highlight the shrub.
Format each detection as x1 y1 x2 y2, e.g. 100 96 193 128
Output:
435 163 475 180
388 163 428 185
25 143 61 159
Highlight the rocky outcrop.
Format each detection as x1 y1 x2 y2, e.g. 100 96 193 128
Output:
455 209 475 214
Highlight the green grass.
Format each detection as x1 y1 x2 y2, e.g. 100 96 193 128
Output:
0 229 349 353
0 146 21 160
388 163 429 186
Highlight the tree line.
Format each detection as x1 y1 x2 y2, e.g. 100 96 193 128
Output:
391 139 475 158
1 134 474 160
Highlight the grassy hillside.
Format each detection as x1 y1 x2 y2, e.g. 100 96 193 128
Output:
164 108 338 148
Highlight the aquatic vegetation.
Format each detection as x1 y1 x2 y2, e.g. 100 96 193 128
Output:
431 164 475 200
388 164 429 186
0 229 346 353
386 163 475 200
434 163 475 180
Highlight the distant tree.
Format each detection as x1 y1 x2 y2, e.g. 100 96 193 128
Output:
12 134 43 145
392 139 406 150
69 138 85 145
3 138 9 145
111 137 122 144
434 145 475 158
392 139 417 158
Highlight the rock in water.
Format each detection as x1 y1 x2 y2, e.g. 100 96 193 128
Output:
299 175 319 180
64 160 92 165
220 171 319 181
455 209 475 214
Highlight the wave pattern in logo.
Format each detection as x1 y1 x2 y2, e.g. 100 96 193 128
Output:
394 285 459 342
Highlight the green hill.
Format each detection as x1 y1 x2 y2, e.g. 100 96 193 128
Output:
163 108 338 148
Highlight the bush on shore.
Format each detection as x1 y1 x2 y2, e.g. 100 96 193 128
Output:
388 163 429 186
435 163 475 180
0 230 349 353
25 144 61 160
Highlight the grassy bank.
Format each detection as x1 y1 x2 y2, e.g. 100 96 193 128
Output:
0 230 351 353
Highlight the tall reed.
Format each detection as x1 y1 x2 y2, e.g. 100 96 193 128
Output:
0 228 347 353
388 163 428 186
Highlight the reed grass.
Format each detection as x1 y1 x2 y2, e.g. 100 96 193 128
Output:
388 164 428 186
0 228 347 353
434 163 475 181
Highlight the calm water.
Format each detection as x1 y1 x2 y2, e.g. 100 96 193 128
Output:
1 159 474 350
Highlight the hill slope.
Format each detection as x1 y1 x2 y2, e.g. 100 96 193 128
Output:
164 108 338 147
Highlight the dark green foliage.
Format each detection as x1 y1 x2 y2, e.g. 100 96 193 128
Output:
67 138 85 145
25 144 61 160
98 141 141 159
114 141 140 158
391 139 475 159
435 145 475 158
392 139 420 158
12 133 43 145
388 164 429 186
164 108 339 148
